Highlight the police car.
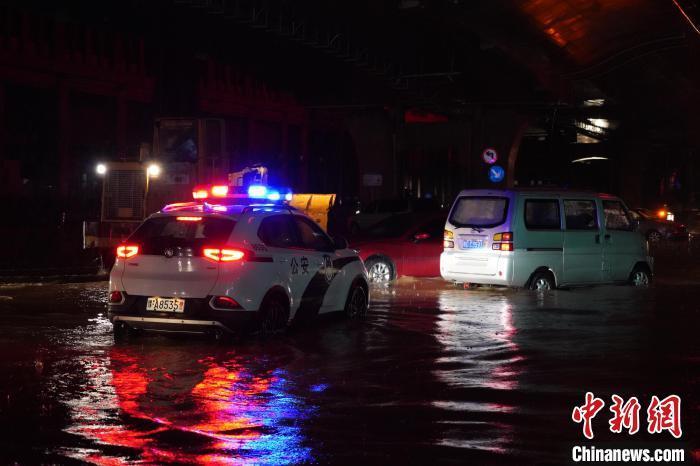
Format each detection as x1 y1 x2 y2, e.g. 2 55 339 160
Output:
108 184 369 340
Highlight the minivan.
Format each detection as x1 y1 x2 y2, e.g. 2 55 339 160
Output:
440 189 653 289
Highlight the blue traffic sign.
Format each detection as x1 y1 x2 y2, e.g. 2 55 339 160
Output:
488 165 505 183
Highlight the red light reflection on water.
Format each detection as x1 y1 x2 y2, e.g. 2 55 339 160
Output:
61 346 313 464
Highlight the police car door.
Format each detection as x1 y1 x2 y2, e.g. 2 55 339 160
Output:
257 214 313 315
291 215 343 318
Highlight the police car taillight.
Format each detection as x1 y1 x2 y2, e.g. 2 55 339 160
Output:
202 247 245 262
109 290 124 304
116 245 139 258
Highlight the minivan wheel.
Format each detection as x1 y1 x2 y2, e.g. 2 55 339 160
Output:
529 272 555 291
345 283 368 319
629 266 651 287
365 257 394 283
257 293 289 336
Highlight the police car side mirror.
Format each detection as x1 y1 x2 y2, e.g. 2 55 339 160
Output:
333 236 349 250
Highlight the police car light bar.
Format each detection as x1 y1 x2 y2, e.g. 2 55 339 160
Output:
193 185 229 199
247 184 293 201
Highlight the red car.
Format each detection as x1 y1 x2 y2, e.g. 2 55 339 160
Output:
352 212 446 283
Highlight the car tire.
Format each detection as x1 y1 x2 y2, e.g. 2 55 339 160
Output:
529 271 555 291
365 257 395 284
629 265 652 287
647 230 662 243
257 292 289 336
344 282 368 319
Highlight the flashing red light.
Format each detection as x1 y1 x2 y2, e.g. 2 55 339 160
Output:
193 189 208 199
210 185 229 197
212 296 241 309
203 247 245 262
177 216 202 222
109 290 124 303
116 245 139 259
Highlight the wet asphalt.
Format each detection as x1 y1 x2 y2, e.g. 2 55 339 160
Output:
0 256 698 465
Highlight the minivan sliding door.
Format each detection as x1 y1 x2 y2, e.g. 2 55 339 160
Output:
562 199 604 284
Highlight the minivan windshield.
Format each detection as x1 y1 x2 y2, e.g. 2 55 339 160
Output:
449 196 509 228
129 216 236 255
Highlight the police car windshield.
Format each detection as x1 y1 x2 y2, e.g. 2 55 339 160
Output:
449 196 509 228
129 216 236 255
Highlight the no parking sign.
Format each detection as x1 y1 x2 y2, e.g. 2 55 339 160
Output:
482 147 498 165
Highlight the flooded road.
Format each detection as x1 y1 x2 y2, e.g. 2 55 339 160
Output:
0 278 697 464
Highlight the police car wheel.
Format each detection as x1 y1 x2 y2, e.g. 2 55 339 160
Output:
366 257 394 283
257 293 289 336
345 284 368 319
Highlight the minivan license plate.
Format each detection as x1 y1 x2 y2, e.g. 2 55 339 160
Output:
146 297 185 312
462 239 484 249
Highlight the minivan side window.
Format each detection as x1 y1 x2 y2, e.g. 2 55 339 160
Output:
524 199 560 230
603 200 632 231
258 215 299 248
563 200 599 230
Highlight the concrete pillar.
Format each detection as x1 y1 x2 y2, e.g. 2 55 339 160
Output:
58 83 71 199
300 125 309 191
116 93 127 157
506 118 529 188
0 82 4 161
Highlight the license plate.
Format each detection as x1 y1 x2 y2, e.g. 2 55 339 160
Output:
146 297 185 312
462 239 484 249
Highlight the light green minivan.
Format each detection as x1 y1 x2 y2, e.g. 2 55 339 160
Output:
440 189 653 290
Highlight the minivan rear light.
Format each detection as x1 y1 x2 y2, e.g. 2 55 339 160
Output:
203 247 245 262
443 229 454 248
177 216 202 222
493 232 513 242
500 242 513 251
116 245 139 258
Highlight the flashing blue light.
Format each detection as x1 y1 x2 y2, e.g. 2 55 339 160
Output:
248 185 267 198
285 192 293 201
267 191 281 201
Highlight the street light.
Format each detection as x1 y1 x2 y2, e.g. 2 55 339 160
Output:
147 163 161 178
96 163 107 175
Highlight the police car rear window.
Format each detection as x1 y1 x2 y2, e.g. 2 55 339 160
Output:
449 196 509 228
128 216 236 255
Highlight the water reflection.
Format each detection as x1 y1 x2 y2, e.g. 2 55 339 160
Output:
60 342 315 464
433 290 525 454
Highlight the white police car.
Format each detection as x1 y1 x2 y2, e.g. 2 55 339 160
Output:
108 184 369 340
